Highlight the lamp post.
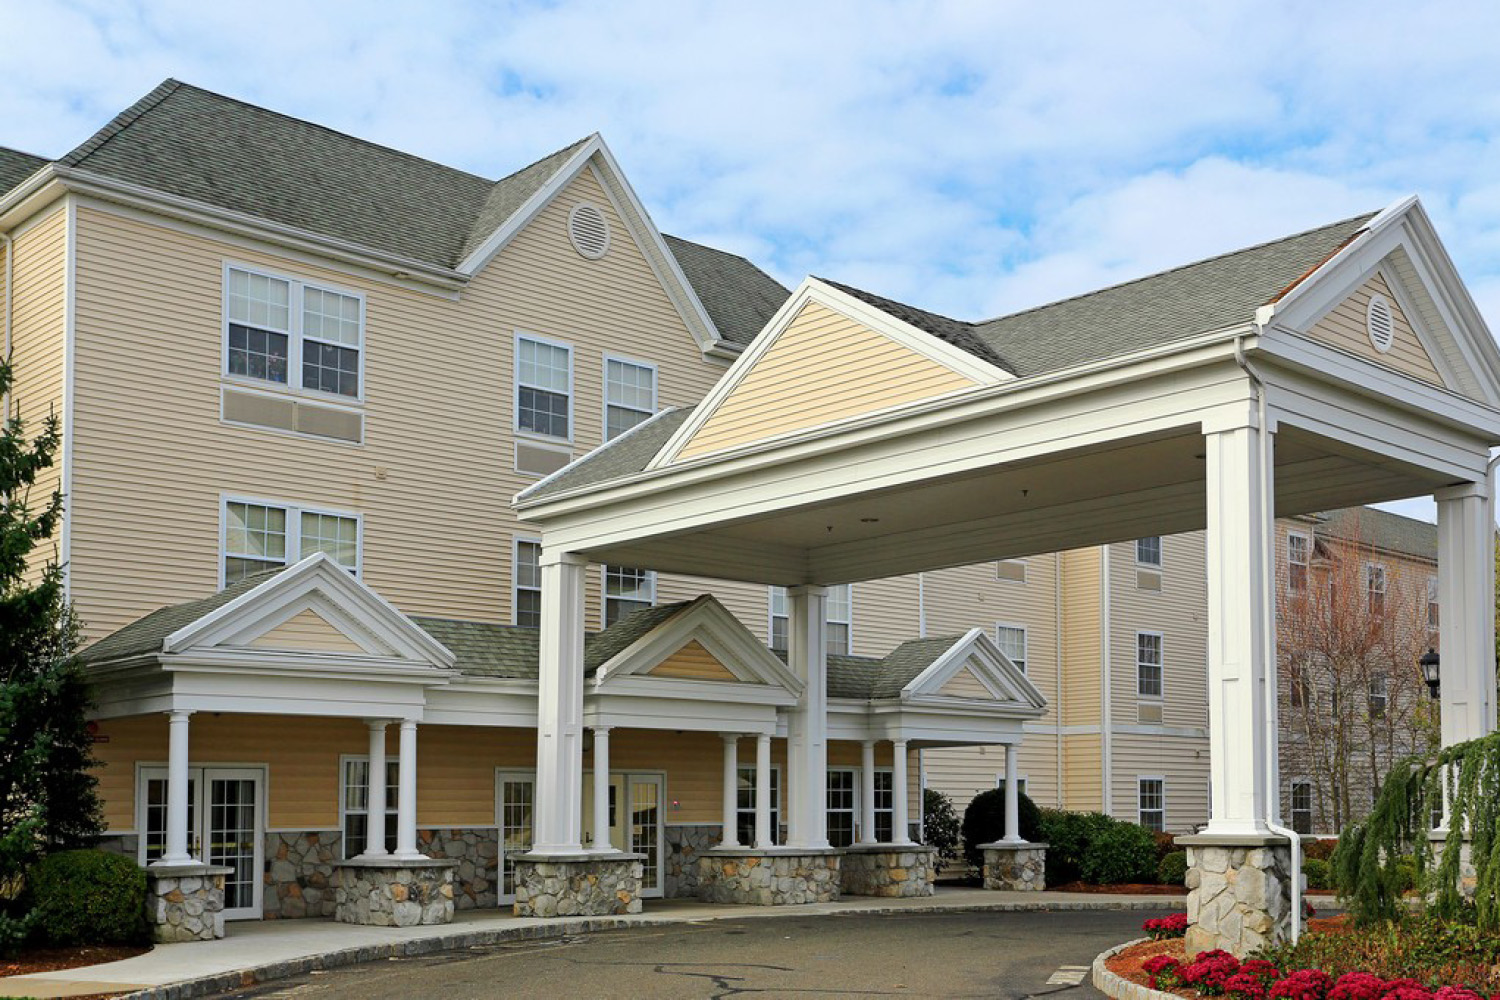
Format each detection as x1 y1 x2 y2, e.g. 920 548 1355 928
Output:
1420 647 1441 701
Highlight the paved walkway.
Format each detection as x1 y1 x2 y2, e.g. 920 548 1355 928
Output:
0 888 1184 999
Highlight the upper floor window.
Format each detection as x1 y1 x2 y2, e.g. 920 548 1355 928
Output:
604 565 656 626
223 498 359 585
1427 576 1440 634
514 539 541 628
1366 564 1386 617
769 584 852 655
1136 537 1162 568
604 357 656 441
996 625 1027 673
1136 631 1163 699
1291 781 1313 835
225 265 362 399
516 335 571 441
1287 532 1309 592
1368 673 1388 719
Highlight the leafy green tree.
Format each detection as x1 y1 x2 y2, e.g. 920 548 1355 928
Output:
0 356 101 893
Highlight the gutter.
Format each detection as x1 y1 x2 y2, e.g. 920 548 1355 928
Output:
2 231 11 417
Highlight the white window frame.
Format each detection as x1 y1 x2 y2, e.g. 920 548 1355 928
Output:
1368 672 1388 718
513 536 542 628
1287 531 1309 592
1427 575 1440 634
826 583 853 656
736 764 782 846
602 353 658 442
602 564 657 628
994 775 1029 795
1137 775 1166 832
1135 537 1162 568
768 584 853 655
768 585 788 652
338 754 400 860
222 261 366 404
1366 562 1387 616
1136 630 1164 700
1290 779 1314 834
995 623 1028 674
219 494 363 588
514 331 574 445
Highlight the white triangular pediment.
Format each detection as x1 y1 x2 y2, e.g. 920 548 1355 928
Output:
162 554 455 669
903 629 1048 711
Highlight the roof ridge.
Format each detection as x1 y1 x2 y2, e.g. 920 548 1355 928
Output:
0 144 50 162
59 78 182 167
489 133 593 189
980 211 1379 328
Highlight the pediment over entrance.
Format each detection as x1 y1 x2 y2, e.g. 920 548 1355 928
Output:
900 629 1047 712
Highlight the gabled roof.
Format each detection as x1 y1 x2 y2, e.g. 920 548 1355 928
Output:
664 235 790 347
0 146 47 196
80 567 285 664
1315 507 1439 561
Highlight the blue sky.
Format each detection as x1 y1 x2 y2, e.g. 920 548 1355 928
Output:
6 0 1499 521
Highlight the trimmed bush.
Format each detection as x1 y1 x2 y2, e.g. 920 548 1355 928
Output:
1303 857 1331 890
922 788 962 872
27 850 148 946
960 787 1043 869
1301 836 1338 862
1157 849 1189 886
1036 808 1114 886
1078 819 1158 885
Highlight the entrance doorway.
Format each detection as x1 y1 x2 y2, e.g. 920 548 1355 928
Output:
138 766 264 920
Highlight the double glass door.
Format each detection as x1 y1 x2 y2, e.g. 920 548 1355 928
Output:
139 766 264 920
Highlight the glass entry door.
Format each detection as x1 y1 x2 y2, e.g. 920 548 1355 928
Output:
581 774 627 853
139 766 264 920
497 772 534 902
628 775 663 897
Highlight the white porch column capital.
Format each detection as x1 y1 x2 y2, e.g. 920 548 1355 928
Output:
1434 480 1490 502
785 586 830 850
532 550 589 855
153 709 198 868
360 719 391 859
1437 487 1497 744
891 738 912 846
859 740 878 845
393 719 422 860
754 733 774 849
720 734 741 848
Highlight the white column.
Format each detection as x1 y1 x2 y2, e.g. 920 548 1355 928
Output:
1002 743 1022 844
785 585 830 849
591 726 613 853
720 734 741 848
532 550 589 854
1203 424 1275 836
859 741 878 845
394 719 421 860
755 733 773 849
1436 483 1497 747
891 739 912 845
154 709 197 867
360 720 390 858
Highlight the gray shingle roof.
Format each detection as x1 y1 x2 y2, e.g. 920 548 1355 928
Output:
664 235 790 347
518 406 694 502
79 568 286 664
1316 507 1439 561
50 79 590 272
0 146 47 196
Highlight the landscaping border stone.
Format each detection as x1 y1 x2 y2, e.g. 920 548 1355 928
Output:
1091 937 1172 1000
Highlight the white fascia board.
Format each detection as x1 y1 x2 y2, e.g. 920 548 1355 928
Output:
593 675 797 706
456 135 601 273
584 695 778 733
163 650 454 686
1254 197 1410 327
164 668 430 719
46 167 466 290
646 277 1012 471
0 166 65 232
1399 205 1500 402
901 629 1048 710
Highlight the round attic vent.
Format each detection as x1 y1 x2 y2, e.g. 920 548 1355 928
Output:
1366 293 1395 354
567 203 610 260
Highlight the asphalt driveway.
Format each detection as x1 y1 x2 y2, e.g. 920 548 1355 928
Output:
210 908 1167 999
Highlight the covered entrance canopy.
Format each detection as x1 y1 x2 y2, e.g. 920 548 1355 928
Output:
515 197 1500 877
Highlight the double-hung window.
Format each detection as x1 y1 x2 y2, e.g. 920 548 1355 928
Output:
604 566 656 626
516 335 572 441
996 625 1027 673
736 766 779 846
768 584 853 655
1427 577 1439 635
1137 777 1165 832
226 265 362 399
1136 631 1163 699
826 769 857 847
1367 564 1386 617
1290 781 1313 835
223 499 360 584
514 539 542 628
1288 533 1309 592
341 757 398 859
604 357 656 441
1136 537 1162 568
1368 673 1388 718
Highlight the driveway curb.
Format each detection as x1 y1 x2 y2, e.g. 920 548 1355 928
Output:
1092 936 1180 1000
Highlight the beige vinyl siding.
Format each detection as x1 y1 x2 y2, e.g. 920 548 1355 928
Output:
1110 733 1210 834
922 737 1061 815
675 300 978 460
67 166 734 643
248 608 366 652
849 574 921 657
1108 535 1208 730
647 639 736 680
1060 548 1103 727
653 574 770 644
1062 733 1103 812
6 200 67 585
1308 272 1444 386
937 663 993 699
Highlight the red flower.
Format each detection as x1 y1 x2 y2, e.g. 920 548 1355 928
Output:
1143 955 1182 988
1270 969 1332 1000
1226 972 1269 1000
1143 912 1190 939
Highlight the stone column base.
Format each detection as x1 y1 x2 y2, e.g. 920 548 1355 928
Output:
146 863 231 943
1179 833 1292 957
980 841 1047 891
333 858 458 927
839 844 936 897
513 853 644 917
1428 831 1477 898
697 848 841 905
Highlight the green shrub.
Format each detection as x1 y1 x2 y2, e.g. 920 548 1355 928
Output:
1302 857 1330 890
1392 855 1418 894
1037 809 1114 886
1157 850 1189 886
1300 837 1338 862
1079 820 1158 885
27 850 148 946
960 788 1043 870
1151 830 1177 864
922 788 962 872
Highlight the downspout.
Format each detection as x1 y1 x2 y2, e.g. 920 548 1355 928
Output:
1056 552 1064 807
917 572 927 638
1234 334 1302 944
3 232 12 417
1101 545 1112 815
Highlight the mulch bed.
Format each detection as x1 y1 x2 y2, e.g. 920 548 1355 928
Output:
1106 917 1352 998
0 943 149 998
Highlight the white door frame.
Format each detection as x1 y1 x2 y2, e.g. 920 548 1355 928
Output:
137 764 266 920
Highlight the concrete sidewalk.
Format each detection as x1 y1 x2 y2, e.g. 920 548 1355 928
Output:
0 888 1184 999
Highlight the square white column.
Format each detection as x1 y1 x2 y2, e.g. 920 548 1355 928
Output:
859 741 878 845
1203 424 1276 837
360 720 390 858
153 709 197 867
754 734 774 849
532 550 589 854
591 726 614 853
721 734 741 848
1436 483 1497 746
393 719 422 860
785 585 829 849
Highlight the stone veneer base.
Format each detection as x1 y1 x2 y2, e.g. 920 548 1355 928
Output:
1179 834 1292 957
839 844 936 897
981 842 1047 892
698 848 841 905
513 853 645 918
146 864 232 943
333 858 457 927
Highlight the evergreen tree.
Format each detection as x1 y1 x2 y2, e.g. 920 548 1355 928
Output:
0 357 101 890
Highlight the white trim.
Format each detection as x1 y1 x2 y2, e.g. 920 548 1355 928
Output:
1136 774 1167 831
994 622 1028 674
136 763 267 919
1287 530 1311 593
219 493 364 589
513 535 542 627
901 628 1048 712
1134 536 1162 568
601 353 658 444
1365 560 1387 614
566 202 611 260
60 195 76 599
600 562 657 629
513 330 574 446
1135 629 1164 701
